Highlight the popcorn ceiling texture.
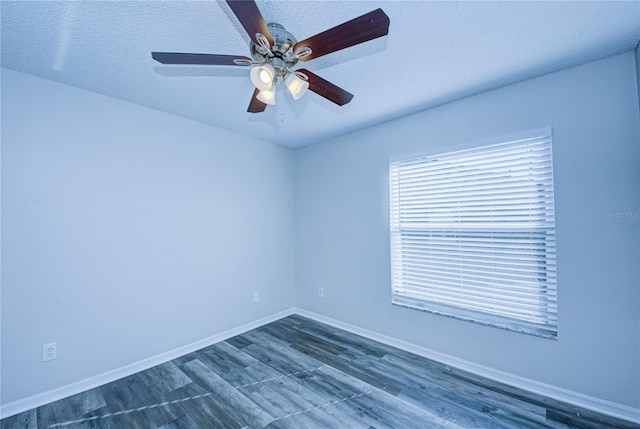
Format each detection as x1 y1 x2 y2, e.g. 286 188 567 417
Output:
2 0 639 148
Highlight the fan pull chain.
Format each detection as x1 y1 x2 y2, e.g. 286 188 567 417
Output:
275 112 284 133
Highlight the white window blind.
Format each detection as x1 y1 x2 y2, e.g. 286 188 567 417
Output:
390 133 557 338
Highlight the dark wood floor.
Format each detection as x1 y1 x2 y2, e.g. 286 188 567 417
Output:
2 314 638 429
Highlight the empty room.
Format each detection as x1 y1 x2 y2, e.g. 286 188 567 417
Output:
1 1 639 428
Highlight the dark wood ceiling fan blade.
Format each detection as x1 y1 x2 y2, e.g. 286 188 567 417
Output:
294 8 389 62
297 69 354 106
151 52 252 66
248 88 267 113
225 0 274 46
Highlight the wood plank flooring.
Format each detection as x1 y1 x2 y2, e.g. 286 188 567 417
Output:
2 315 638 429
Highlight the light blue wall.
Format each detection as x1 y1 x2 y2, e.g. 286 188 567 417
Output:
636 42 640 114
295 52 640 408
0 69 295 405
636 42 640 277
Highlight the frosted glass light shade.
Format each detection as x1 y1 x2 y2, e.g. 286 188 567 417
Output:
250 64 275 91
285 73 309 100
256 88 276 105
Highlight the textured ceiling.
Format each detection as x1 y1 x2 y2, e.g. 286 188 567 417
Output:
2 1 640 148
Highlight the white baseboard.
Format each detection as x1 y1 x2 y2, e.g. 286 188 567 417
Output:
293 308 640 425
2 306 639 425
0 308 295 420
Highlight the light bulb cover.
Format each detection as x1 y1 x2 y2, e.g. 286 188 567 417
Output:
250 64 275 91
256 88 276 105
284 73 309 100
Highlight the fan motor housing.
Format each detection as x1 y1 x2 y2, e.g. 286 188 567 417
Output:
250 23 298 69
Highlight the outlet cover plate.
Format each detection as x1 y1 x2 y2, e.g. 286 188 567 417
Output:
42 342 57 362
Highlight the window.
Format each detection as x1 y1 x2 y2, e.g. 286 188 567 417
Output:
389 131 557 338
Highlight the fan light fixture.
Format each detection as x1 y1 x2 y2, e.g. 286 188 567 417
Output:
243 24 314 106
249 65 309 105
251 64 309 105
256 87 276 105
250 64 275 90
285 72 309 101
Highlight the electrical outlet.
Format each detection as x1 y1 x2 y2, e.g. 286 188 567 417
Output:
253 291 260 302
318 287 324 298
42 342 57 362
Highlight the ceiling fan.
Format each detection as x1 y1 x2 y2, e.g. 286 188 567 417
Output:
151 0 390 113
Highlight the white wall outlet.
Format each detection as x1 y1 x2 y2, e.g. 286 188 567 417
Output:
318 287 324 298
253 291 260 302
42 342 57 362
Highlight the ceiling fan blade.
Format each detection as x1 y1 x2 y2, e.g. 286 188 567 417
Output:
248 88 267 113
297 69 354 106
294 8 389 62
225 0 274 46
152 52 252 66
